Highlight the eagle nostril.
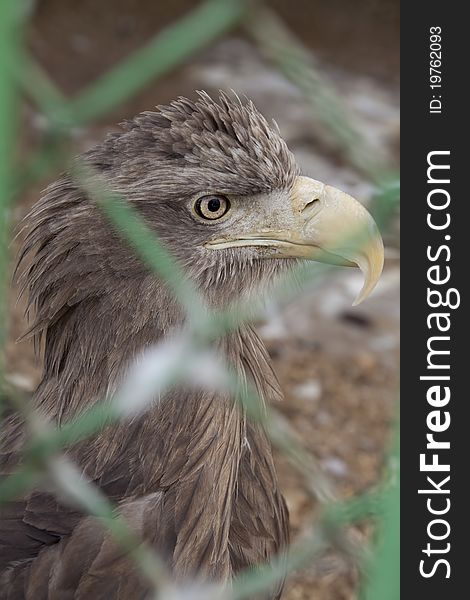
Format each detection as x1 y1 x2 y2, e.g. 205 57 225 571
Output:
301 198 321 215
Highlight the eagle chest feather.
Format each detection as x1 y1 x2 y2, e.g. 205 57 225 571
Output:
118 326 288 579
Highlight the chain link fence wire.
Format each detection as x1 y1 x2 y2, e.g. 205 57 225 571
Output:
0 0 400 598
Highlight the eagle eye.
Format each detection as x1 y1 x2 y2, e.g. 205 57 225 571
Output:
194 195 230 221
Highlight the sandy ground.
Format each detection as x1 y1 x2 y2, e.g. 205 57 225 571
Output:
4 2 399 598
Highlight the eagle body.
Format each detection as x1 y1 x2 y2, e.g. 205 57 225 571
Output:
1 327 287 599
1 93 383 598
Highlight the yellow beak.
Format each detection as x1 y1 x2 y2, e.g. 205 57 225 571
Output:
206 176 384 305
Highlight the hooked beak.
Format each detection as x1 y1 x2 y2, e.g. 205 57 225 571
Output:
205 176 384 305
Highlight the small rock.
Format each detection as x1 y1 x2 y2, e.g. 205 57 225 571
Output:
321 456 349 478
293 379 322 402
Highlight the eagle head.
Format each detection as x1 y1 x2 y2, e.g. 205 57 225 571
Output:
21 92 383 335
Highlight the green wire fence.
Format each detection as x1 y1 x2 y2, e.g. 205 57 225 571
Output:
0 0 400 598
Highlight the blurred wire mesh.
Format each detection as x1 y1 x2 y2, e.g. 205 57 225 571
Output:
0 1 399 599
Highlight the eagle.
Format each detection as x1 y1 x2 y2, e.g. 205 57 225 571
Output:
0 92 383 599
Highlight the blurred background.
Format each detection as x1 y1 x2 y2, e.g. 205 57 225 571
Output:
4 1 399 598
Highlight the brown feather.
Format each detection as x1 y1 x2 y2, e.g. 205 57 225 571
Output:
1 93 295 599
